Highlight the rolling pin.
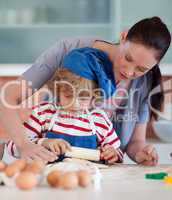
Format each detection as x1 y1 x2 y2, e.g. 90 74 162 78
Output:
65 147 100 161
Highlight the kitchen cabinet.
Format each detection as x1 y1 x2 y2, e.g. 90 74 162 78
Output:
0 0 171 64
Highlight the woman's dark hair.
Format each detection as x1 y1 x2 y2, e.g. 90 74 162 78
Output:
148 65 164 120
126 16 171 119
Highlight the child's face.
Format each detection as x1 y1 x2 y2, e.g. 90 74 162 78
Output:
59 88 92 112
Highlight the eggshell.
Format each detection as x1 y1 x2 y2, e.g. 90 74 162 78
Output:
5 164 20 177
24 161 45 174
59 172 78 190
47 170 62 187
0 161 6 172
77 170 91 187
15 172 38 190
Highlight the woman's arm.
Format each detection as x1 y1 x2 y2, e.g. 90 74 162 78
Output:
0 77 56 161
126 123 158 165
0 77 30 147
126 123 147 161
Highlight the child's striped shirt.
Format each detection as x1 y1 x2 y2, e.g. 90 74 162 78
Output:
7 102 123 161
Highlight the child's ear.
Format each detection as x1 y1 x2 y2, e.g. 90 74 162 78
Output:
119 30 128 44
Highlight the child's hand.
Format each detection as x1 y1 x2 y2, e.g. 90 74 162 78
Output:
135 145 158 166
42 139 71 155
100 144 119 165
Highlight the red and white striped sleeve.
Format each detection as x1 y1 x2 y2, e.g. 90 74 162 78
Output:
24 105 43 144
24 102 56 144
92 109 121 149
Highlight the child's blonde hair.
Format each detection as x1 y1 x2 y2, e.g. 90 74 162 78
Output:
47 68 100 98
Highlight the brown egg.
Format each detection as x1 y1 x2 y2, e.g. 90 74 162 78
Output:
59 172 79 190
5 164 20 177
15 172 38 190
77 170 91 187
0 161 6 172
47 170 62 187
12 159 27 171
24 161 45 174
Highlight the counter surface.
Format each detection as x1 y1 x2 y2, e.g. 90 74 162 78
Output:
0 164 172 200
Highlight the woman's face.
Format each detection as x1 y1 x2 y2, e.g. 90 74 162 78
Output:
113 34 158 81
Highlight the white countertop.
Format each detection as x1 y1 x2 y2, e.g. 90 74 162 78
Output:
0 164 172 200
0 63 172 76
1 139 172 199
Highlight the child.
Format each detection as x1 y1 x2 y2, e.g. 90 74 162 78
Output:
7 67 123 164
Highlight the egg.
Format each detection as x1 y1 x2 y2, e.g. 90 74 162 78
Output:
47 170 62 187
15 172 38 190
12 159 27 171
24 161 45 174
4 159 28 177
5 164 20 177
59 172 79 190
77 170 91 187
0 161 6 172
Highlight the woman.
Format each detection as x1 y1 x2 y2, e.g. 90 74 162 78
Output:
0 16 171 165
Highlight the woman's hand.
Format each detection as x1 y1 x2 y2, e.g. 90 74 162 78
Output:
42 139 71 155
135 145 158 166
100 144 119 164
19 141 57 162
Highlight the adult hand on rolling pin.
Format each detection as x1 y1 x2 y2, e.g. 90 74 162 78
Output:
135 145 159 166
19 141 57 163
42 139 71 155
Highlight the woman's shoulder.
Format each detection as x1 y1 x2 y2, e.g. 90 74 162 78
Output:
61 37 99 49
